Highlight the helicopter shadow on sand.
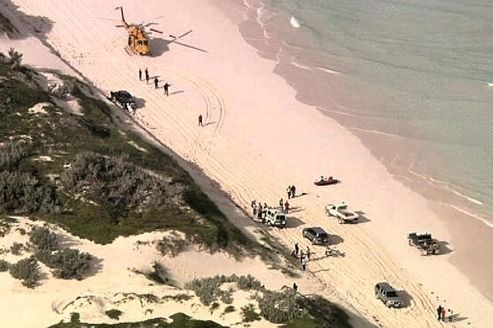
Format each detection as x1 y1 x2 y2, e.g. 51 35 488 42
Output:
150 35 208 57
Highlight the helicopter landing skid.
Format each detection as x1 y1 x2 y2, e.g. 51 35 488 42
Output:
124 46 135 56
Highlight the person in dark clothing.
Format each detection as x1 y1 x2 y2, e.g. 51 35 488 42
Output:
437 305 443 321
154 77 159 89
290 185 296 198
286 185 292 199
293 282 298 291
284 200 289 214
139 69 142 81
163 82 170 96
198 114 203 126
306 246 310 261
279 198 283 210
294 242 299 256
145 68 149 84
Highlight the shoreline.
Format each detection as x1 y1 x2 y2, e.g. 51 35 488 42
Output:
4 0 493 326
212 0 493 303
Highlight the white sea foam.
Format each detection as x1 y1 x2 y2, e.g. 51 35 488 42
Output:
290 16 301 28
318 67 342 75
486 82 493 87
291 61 312 71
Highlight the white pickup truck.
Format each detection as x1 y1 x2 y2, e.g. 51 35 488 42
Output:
325 203 359 224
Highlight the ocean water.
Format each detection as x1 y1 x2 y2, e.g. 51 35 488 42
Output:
241 0 493 223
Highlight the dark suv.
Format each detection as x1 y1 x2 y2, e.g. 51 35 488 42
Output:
302 227 329 245
109 90 136 112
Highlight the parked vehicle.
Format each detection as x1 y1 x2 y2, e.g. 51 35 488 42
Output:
407 232 440 255
374 282 402 308
302 227 329 245
108 90 137 113
264 208 286 228
325 202 359 224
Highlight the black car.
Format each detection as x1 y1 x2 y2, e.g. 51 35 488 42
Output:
302 227 329 245
109 90 136 112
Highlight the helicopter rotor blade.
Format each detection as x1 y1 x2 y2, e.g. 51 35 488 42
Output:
177 30 193 39
150 28 163 34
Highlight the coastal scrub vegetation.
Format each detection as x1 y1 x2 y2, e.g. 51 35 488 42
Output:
9 256 41 288
49 312 228 328
185 274 352 328
0 55 252 256
29 227 93 280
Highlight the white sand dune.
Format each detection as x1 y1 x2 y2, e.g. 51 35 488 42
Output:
1 0 492 327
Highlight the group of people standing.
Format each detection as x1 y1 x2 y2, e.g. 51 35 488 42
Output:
139 68 170 95
436 305 453 322
286 185 296 199
138 68 204 126
293 242 310 272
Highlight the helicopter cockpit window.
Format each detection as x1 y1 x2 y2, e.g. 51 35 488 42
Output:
136 40 142 45
143 40 148 46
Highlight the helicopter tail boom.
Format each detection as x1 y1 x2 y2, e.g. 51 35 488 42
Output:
115 6 129 28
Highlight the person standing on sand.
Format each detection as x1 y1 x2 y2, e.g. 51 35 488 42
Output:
291 185 296 198
198 114 203 126
284 200 289 214
154 76 159 89
294 242 299 256
293 282 298 291
437 305 443 321
279 198 283 210
306 246 310 261
163 82 170 96
145 68 149 84
286 186 292 199
301 256 307 271
251 200 257 216
139 68 142 81
441 307 446 321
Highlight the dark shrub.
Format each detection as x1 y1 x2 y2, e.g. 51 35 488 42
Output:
9 256 41 288
105 309 123 320
0 259 10 271
10 242 24 255
36 248 92 280
29 227 58 251
0 171 59 214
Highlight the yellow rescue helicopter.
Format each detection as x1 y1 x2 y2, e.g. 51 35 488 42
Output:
115 6 163 56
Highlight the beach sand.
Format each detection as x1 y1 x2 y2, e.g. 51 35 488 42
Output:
1 0 492 327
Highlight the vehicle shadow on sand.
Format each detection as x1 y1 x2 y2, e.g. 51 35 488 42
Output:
329 234 344 246
397 290 413 308
436 240 453 255
285 216 304 228
354 211 371 224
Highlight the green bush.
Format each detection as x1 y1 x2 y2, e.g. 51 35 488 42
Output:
0 171 60 214
257 289 306 324
105 309 123 320
185 274 264 306
156 234 189 257
0 259 10 271
10 242 24 255
36 248 92 280
223 305 235 314
29 227 58 251
9 256 40 288
0 142 30 170
61 152 178 213
241 304 261 322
